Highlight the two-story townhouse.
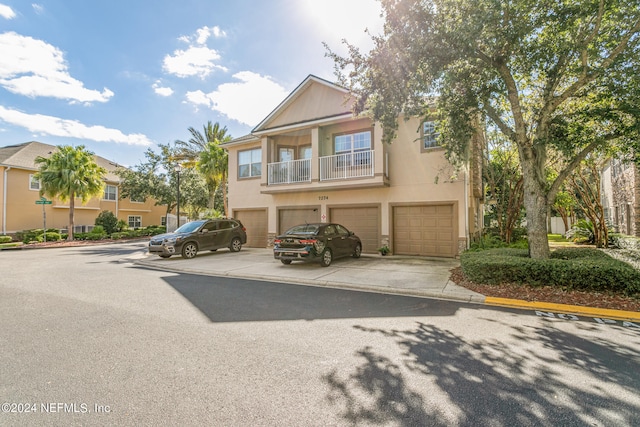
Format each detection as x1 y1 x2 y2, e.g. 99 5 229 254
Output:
0 141 168 236
601 156 640 236
224 75 484 257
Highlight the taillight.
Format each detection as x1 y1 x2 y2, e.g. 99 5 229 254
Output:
274 239 282 244
299 239 317 245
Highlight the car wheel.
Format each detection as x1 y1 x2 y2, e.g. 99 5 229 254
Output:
229 237 242 252
159 254 171 258
181 242 198 259
281 259 292 265
320 249 333 267
352 243 362 258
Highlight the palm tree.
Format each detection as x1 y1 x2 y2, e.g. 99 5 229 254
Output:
197 141 228 215
34 145 106 240
175 121 232 212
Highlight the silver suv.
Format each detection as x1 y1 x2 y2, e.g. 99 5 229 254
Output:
148 219 247 259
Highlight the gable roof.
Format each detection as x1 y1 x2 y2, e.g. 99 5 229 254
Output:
252 74 354 135
0 141 121 182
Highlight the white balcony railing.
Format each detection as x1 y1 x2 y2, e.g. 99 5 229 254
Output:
320 150 374 181
267 158 311 185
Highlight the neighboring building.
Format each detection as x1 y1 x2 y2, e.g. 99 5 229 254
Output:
223 75 484 257
601 156 639 236
0 141 168 236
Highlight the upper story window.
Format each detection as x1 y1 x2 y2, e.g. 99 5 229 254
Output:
422 121 440 150
103 184 117 201
29 174 40 191
239 148 262 178
334 130 371 155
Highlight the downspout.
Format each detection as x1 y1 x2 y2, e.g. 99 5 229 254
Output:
3 166 10 235
464 166 469 250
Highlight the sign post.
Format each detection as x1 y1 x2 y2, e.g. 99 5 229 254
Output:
35 197 52 242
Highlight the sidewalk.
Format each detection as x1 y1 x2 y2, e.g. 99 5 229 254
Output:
134 247 640 321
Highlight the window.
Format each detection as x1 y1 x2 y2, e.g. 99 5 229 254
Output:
334 130 372 167
161 216 166 226
335 131 371 155
278 147 294 162
128 216 141 228
103 185 117 201
422 121 440 150
29 174 40 191
239 148 262 178
299 146 312 159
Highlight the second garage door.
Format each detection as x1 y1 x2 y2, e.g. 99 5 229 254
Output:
393 204 456 257
234 209 268 248
278 208 321 234
329 206 379 253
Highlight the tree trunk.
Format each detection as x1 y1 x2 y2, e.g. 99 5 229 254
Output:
68 194 75 241
222 179 228 218
520 156 550 259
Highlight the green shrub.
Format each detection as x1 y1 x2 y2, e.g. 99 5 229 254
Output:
36 232 62 242
461 247 640 296
0 235 12 243
95 210 119 235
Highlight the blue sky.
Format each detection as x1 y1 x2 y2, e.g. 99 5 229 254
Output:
0 0 384 166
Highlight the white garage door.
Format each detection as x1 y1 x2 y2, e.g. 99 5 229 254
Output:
234 209 268 248
393 204 456 257
329 206 379 253
278 208 321 234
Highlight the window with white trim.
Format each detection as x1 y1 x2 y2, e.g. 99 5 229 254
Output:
161 216 166 226
334 130 372 167
128 216 141 228
103 184 117 201
238 148 262 178
422 121 440 150
29 174 40 191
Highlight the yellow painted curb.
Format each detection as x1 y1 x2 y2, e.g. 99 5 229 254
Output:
485 297 640 322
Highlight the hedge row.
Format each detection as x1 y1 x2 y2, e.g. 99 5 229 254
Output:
461 247 640 296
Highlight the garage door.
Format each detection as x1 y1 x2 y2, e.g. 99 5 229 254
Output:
329 206 379 253
393 205 456 257
234 209 268 248
278 208 321 234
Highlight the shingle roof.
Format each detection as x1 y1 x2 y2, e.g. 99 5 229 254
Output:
0 141 121 182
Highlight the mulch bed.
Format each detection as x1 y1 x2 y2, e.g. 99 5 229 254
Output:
450 267 640 312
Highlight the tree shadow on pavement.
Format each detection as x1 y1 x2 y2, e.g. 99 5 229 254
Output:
323 321 640 426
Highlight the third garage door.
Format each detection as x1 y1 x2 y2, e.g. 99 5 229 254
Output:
329 206 379 253
393 204 456 257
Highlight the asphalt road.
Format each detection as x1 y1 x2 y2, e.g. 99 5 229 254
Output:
1 242 639 426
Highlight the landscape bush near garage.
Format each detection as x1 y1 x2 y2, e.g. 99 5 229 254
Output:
461 248 640 296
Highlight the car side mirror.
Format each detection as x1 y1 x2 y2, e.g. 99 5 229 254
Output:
349 231 354 236
201 229 209 233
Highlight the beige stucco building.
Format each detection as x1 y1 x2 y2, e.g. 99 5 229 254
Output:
0 141 168 236
224 75 484 257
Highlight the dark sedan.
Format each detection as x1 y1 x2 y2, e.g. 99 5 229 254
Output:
149 218 247 259
273 223 362 267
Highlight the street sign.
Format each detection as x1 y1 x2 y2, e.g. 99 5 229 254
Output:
35 197 52 205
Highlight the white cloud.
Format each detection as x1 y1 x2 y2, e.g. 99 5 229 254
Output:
163 46 227 78
163 26 228 79
185 71 289 126
32 4 44 15
0 106 153 146
0 32 113 103
152 81 173 96
0 4 15 19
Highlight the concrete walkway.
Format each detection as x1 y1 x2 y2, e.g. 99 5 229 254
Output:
135 247 486 304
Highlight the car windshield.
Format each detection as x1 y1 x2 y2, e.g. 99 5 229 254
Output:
285 224 319 235
175 221 204 234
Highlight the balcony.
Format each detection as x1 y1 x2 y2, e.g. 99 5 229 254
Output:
268 158 311 185
264 150 384 193
319 150 374 181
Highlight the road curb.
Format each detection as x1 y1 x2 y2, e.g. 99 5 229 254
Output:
485 297 640 321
